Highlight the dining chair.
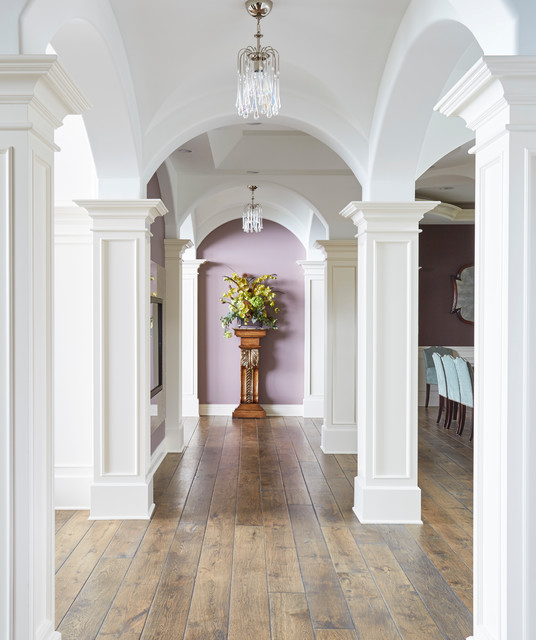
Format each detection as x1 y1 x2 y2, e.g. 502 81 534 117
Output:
422 346 455 407
432 352 449 426
455 357 474 440
442 354 461 430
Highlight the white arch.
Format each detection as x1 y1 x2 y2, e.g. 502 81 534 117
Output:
21 2 143 197
367 2 480 199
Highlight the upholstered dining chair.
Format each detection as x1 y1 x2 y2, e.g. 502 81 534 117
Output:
442 354 462 430
455 357 474 441
432 352 449 426
422 346 454 407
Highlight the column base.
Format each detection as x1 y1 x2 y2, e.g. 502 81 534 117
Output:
182 395 200 417
232 403 266 419
165 420 184 452
303 396 324 418
90 481 155 520
353 475 422 524
320 423 357 453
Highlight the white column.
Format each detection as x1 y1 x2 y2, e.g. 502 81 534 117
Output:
0 56 89 640
436 56 536 640
341 202 437 523
78 199 167 520
182 259 206 417
165 239 193 451
54 205 93 508
297 260 325 418
314 241 358 453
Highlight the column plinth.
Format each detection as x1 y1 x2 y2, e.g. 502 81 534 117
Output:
232 329 267 418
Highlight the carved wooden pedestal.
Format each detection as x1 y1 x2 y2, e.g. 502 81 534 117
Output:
232 328 267 418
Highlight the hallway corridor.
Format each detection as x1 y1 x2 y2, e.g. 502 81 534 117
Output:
55 411 473 639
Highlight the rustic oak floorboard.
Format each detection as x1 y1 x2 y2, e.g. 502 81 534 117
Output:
360 542 445 640
269 592 315 640
55 510 93 571
140 522 205 640
322 526 401 640
96 506 182 639
289 505 354 630
228 526 271 640
315 631 359 640
421 496 473 568
56 408 473 640
406 522 473 612
57 557 131 640
55 520 121 626
379 524 473 640
103 520 150 560
55 510 75 534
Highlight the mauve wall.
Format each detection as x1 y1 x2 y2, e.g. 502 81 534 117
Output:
198 220 305 405
419 224 474 346
148 174 165 267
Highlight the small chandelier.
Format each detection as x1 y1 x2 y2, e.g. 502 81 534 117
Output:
236 0 280 119
243 185 263 233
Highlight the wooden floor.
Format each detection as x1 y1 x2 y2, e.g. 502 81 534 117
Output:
55 408 473 640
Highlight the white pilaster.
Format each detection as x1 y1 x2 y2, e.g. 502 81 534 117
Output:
182 259 206 417
314 241 357 453
78 199 167 520
54 205 93 508
297 260 325 418
0 56 89 640
341 202 437 523
436 56 536 640
165 239 193 451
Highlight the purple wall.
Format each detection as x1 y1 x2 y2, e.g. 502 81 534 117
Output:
198 220 305 405
148 173 165 267
419 224 474 346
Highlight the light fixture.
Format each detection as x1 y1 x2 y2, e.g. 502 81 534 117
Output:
236 0 280 120
243 185 263 233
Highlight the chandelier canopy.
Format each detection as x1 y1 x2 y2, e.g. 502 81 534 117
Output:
243 185 263 233
236 1 280 120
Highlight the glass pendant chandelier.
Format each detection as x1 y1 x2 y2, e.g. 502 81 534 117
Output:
243 185 263 233
236 0 280 119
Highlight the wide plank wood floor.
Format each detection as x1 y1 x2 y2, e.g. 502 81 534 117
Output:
55 408 473 639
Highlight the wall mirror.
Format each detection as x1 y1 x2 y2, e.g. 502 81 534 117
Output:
451 264 474 325
150 297 163 397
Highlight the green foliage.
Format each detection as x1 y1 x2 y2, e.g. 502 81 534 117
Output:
220 272 279 337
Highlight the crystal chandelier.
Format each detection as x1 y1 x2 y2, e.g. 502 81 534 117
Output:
236 1 280 119
243 185 263 233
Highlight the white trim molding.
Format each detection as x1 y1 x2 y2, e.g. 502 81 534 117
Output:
341 201 438 523
0 55 88 640
182 259 206 417
436 55 536 640
314 241 358 454
164 239 193 451
297 260 325 418
78 199 167 520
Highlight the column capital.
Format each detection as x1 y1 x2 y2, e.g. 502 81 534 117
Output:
296 260 325 275
164 239 193 260
435 55 536 131
314 240 357 261
182 258 207 275
76 199 167 233
0 55 90 131
340 201 439 236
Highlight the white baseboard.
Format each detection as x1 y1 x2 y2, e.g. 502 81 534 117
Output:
165 420 184 453
36 621 61 640
199 403 304 416
303 396 324 418
54 466 92 509
320 424 357 454
149 439 168 478
182 395 200 417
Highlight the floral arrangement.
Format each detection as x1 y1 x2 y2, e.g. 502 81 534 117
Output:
220 272 279 338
